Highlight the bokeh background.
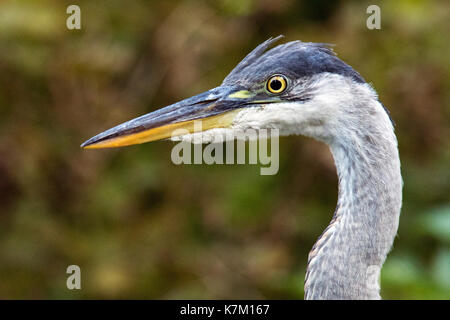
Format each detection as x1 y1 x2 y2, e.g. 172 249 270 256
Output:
0 0 449 299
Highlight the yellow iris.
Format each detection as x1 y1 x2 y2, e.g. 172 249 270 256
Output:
266 75 287 94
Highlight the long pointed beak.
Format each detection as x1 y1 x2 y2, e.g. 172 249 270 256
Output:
81 86 253 149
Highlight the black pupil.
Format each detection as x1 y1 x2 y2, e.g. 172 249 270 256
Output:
270 79 282 91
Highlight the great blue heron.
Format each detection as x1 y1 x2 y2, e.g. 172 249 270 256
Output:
81 36 403 300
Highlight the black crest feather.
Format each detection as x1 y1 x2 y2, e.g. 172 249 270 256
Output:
223 36 365 85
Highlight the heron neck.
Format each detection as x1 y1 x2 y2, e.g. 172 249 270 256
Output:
304 125 402 300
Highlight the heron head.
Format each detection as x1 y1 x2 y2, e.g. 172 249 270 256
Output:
82 36 379 149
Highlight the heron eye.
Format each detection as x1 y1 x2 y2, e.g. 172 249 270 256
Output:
266 75 287 94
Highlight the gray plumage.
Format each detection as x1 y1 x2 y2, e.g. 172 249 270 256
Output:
82 37 403 299
226 37 403 299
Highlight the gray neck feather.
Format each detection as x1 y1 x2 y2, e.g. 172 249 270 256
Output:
304 98 403 300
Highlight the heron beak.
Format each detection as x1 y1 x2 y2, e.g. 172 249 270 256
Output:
81 86 255 149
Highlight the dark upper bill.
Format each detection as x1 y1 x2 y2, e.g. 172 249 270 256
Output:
80 86 255 149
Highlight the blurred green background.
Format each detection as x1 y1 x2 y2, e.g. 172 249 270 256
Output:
0 0 449 299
